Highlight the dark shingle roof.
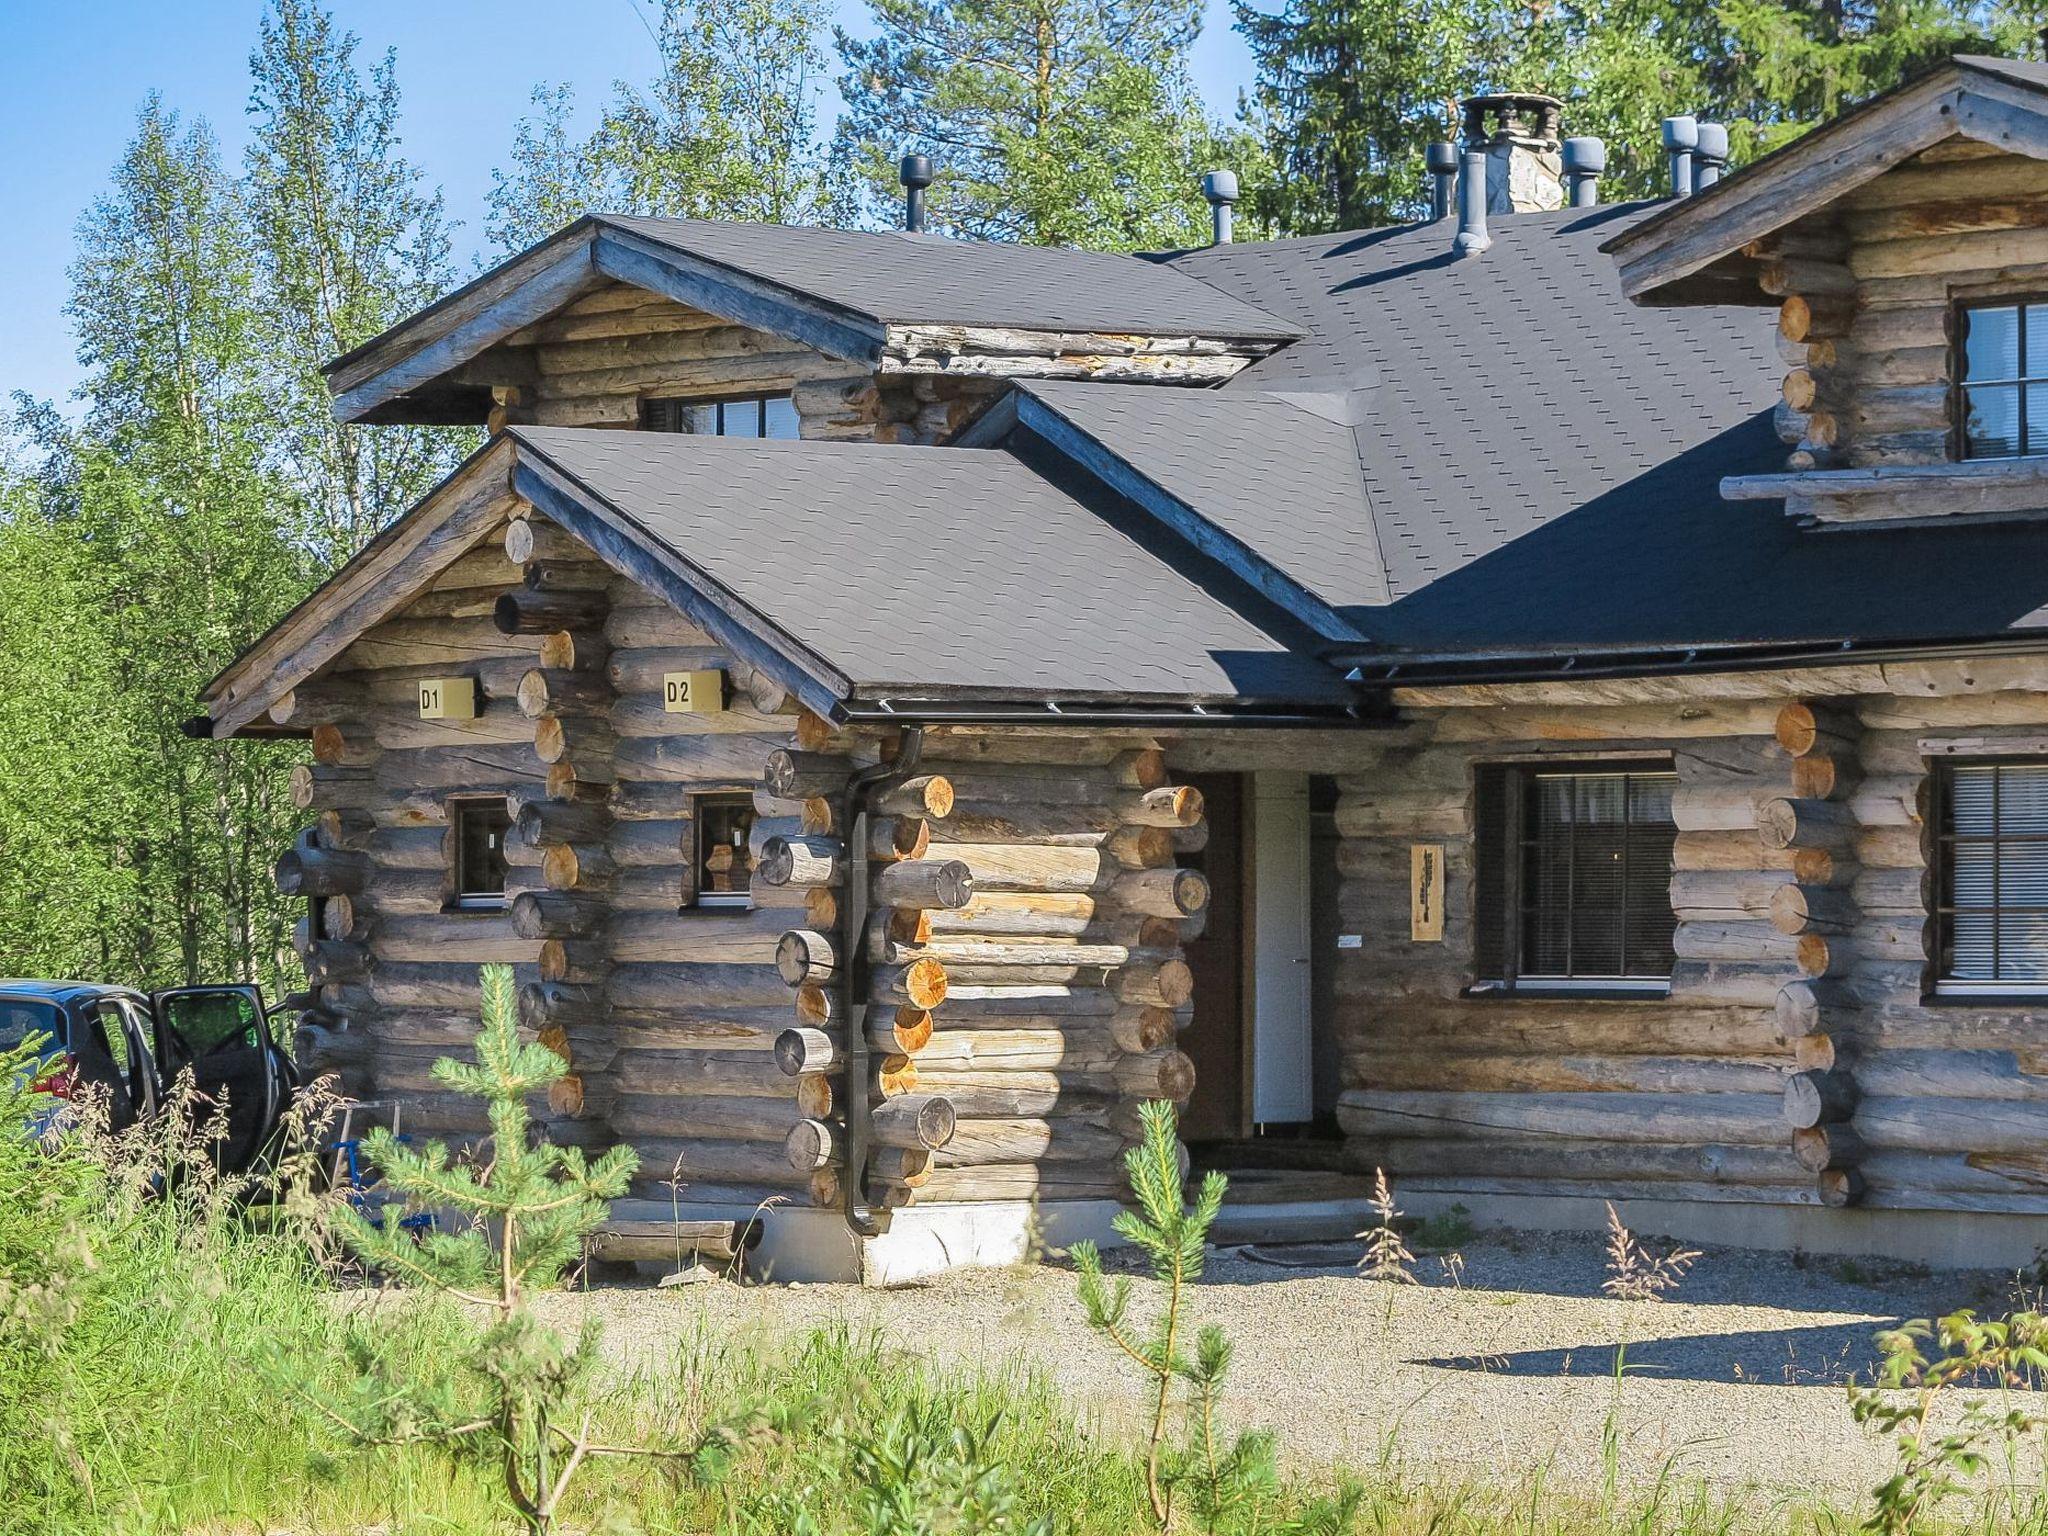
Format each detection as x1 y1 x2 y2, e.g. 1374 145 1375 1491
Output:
599 215 1303 340
508 426 1348 704
1128 205 2048 654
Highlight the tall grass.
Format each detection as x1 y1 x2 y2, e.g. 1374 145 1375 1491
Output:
9 1041 2048 1534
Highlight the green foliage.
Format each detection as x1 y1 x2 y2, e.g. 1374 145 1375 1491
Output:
489 0 835 253
1073 1101 1354 1535
298 964 680 1534
833 0 1258 249
1849 1309 2048 1535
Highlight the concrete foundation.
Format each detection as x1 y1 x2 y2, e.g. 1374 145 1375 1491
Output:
651 1186 2048 1285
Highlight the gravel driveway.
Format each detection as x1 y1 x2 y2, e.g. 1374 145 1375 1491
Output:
538 1228 2048 1498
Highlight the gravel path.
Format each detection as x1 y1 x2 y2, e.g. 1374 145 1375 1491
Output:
537 1229 2048 1498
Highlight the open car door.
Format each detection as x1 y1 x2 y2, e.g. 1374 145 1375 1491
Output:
149 985 291 1174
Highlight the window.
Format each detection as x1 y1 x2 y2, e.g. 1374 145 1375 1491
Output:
1476 763 1678 993
1936 761 2048 993
692 793 756 910
450 798 511 910
1958 301 2048 459
642 393 799 439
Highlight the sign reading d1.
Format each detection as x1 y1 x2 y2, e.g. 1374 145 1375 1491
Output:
418 676 478 720
663 669 726 714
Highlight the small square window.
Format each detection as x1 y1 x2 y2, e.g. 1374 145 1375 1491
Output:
692 794 756 910
450 798 510 910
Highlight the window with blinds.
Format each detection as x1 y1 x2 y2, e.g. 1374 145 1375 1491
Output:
1475 763 1678 993
641 393 800 439
1937 761 2048 992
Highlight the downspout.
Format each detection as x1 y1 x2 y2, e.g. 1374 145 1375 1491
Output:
840 725 926 1237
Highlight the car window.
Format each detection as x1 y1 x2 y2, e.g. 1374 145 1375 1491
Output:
159 991 262 1057
88 1004 133 1076
0 998 63 1057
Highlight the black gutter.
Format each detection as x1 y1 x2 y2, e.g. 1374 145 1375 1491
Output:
839 726 927 1239
1341 631 2048 690
837 700 1389 728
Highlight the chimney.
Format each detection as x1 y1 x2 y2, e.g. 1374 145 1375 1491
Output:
1660 116 1698 198
900 154 934 232
1454 145 1491 256
1460 92 1565 214
1693 121 1729 190
1562 136 1606 207
1200 170 1239 245
1426 141 1460 220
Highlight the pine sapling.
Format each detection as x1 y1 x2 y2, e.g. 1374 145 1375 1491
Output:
1072 1099 1280 1532
287 964 735 1533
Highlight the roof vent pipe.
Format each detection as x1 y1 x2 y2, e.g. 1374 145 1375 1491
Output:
1692 121 1729 189
1201 169 1239 245
1561 136 1606 207
1454 146 1491 256
1661 115 1698 198
1426 141 1460 221
900 154 934 232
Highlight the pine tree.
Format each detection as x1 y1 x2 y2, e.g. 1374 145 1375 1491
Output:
304 966 719 1535
244 0 469 562
834 0 1255 249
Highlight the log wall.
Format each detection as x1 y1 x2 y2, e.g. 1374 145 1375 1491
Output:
1331 687 2048 1217
765 733 1204 1209
1769 138 2048 475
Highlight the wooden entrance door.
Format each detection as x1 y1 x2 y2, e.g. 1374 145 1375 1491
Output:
1177 772 1247 1141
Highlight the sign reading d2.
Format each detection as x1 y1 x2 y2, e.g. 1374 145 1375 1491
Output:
663 669 726 714
418 676 478 720
1410 843 1446 942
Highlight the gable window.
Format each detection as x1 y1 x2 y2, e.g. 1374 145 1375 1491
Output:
691 793 756 910
1935 761 2048 993
450 797 511 910
642 393 800 439
1958 301 2048 460
1476 763 1678 993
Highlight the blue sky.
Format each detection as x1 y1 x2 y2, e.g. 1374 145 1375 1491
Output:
0 0 1255 410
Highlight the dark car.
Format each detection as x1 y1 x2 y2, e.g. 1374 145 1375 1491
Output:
0 981 295 1173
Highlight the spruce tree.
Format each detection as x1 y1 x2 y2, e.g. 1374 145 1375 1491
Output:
834 0 1257 249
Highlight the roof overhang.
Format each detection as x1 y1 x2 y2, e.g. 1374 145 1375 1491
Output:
1602 57 2048 305
198 433 858 738
324 216 891 426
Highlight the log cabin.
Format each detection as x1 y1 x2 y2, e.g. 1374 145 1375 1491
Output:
199 56 2048 1280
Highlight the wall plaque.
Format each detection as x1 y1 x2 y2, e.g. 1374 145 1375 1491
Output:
1410 843 1445 942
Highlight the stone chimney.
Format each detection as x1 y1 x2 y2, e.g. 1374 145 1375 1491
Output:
1460 92 1565 214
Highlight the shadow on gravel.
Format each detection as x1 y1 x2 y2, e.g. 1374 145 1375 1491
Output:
1411 1319 1905 1388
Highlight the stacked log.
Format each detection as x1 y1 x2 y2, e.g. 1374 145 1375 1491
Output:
272 521 545 1138
765 739 967 1207
595 592 828 1203
1332 723 1813 1203
500 514 618 1144
1766 701 1867 1206
842 743 1201 1208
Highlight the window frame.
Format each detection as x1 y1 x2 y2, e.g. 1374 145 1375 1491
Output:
1478 759 1679 998
1953 298 2048 462
640 391 799 439
687 791 757 913
1931 756 2048 998
447 795 512 913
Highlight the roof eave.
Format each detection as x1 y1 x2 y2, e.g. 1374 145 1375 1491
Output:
1599 57 2048 305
